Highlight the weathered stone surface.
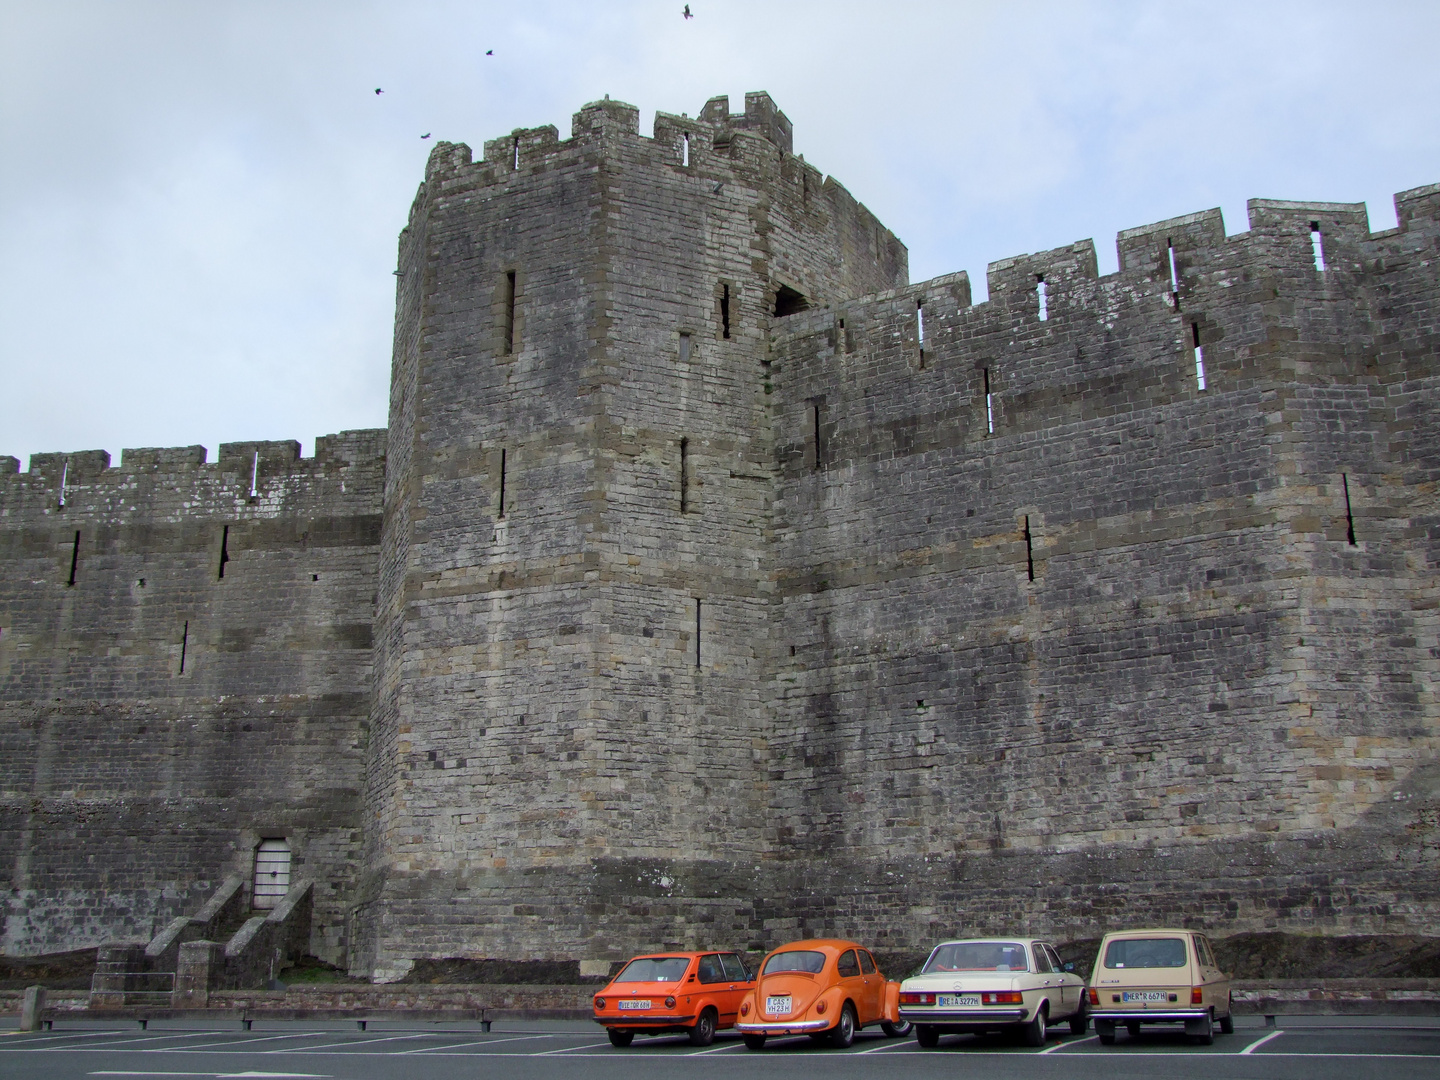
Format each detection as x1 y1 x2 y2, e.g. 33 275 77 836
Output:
2 94 1437 981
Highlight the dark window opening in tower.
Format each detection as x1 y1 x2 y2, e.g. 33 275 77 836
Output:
721 284 731 339
775 285 809 318
504 271 517 355
679 332 692 364
679 438 689 514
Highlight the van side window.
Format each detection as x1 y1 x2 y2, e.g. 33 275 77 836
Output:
1194 936 1215 967
858 950 875 975
837 950 861 977
720 953 748 981
698 954 724 983
1032 944 1053 973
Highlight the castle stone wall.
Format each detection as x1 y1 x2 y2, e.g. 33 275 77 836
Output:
0 431 385 962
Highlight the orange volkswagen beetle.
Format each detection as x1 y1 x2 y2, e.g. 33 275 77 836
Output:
734 938 911 1049
593 950 755 1047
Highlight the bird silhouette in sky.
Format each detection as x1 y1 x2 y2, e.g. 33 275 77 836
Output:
683 5 693 17
486 49 494 55
375 88 383 95
421 133 432 139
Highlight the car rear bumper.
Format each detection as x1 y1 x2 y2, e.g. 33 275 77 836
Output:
899 1008 1027 1024
735 1019 830 1034
1091 1010 1210 1024
595 1014 696 1027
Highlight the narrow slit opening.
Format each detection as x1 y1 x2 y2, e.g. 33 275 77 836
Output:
812 403 822 470
1167 240 1182 310
679 437 689 514
1192 322 1206 391
1310 221 1327 272
774 285 808 317
1023 515 1035 582
695 598 702 668
682 133 690 167
512 136 520 170
179 620 188 675
218 525 230 579
679 332 692 365
67 531 80 586
58 459 67 509
1036 276 1048 322
503 271 516 355
1342 473 1356 545
984 368 994 435
916 300 926 366
839 317 851 354
720 284 731 339
498 449 507 519
249 451 259 498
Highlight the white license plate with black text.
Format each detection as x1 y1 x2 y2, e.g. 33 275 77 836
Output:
618 999 652 1010
937 994 981 1007
765 995 792 1015
1121 991 1167 1002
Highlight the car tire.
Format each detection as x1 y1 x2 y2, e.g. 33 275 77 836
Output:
1125 1020 1141 1039
1190 1010 1214 1046
828 1003 857 1048
1219 1010 1234 1036
742 1033 767 1050
915 1025 940 1048
1068 1004 1088 1036
607 1030 634 1048
1095 1019 1116 1045
688 1008 717 1047
1021 1004 1047 1047
882 1019 912 1038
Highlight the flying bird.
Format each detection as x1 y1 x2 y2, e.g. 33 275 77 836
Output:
486 49 493 55
421 133 432 139
683 4 693 17
375 88 383 95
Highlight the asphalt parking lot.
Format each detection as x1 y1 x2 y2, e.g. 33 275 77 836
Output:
3 1015 1438 1080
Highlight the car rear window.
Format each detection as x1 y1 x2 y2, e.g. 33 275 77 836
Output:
1103 938 1189 969
614 957 690 982
762 950 827 976
922 942 1030 973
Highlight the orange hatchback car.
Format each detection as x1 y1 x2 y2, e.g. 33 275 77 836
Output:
593 951 755 1046
734 938 911 1049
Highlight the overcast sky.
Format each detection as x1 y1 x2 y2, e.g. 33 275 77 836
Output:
3 1 1439 468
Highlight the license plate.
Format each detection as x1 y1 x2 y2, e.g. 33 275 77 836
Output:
937 994 980 1007
765 995 792 1015
1122 991 1167 1002
618 999 652 1010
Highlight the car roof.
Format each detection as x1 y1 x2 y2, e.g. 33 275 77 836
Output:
765 939 863 954
1099 928 1197 938
619 952 722 962
929 938 1046 947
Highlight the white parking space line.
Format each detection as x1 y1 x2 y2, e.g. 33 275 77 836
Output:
534 1040 616 1055
396 1033 554 1054
70 1031 231 1050
853 1039 911 1053
1040 1035 1098 1053
165 1032 328 1051
259 1032 437 1053
1240 1029 1285 1055
89 1072 330 1078
686 1040 748 1055
3 1029 133 1045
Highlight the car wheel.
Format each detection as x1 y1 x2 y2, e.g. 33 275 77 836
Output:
607 1029 634 1048
915 1025 940 1048
742 1033 767 1050
1125 1020 1141 1039
882 1019 912 1037
1189 1010 1214 1046
1021 1004 1047 1047
1068 1003 1088 1036
1095 1019 1116 1045
688 1008 717 1047
1219 1010 1235 1036
828 1003 857 1048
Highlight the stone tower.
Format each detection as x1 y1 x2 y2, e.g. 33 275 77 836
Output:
355 93 906 979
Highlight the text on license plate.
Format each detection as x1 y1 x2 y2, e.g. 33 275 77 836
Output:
765 995 792 1015
1121 991 1168 1002
618 1000 652 1010
936 994 981 1007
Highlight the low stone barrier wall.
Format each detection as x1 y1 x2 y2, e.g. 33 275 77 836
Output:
1232 979 1440 1016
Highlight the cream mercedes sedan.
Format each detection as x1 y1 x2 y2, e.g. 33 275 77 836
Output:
897 938 1087 1047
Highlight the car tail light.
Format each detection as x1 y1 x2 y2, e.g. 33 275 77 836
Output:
815 999 827 1014
899 992 935 1005
1191 987 1203 1005
665 996 677 1008
1087 989 1099 1006
981 991 1024 1005
740 1001 750 1016
594 998 605 1010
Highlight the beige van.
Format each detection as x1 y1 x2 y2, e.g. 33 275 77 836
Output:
1087 929 1232 1045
